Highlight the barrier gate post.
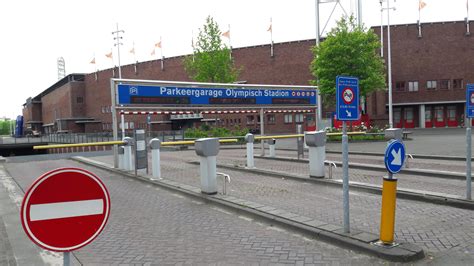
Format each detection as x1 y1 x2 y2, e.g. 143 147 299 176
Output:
123 137 133 171
245 133 255 168
305 131 326 178
268 138 276 158
149 138 161 179
195 138 219 195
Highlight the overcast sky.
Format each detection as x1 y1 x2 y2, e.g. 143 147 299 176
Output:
0 0 470 119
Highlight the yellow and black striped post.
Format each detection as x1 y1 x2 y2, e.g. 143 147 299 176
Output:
379 176 398 244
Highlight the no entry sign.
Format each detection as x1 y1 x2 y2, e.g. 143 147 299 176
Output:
21 168 110 252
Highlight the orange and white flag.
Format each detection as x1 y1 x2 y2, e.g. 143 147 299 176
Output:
155 40 162 49
105 51 113 59
222 30 230 38
267 20 272 32
129 47 135 55
419 0 427 10
89 57 96 64
151 48 155 56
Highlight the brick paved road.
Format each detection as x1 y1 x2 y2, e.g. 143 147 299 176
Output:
0 217 15 266
5 159 386 265
90 150 474 259
217 149 473 198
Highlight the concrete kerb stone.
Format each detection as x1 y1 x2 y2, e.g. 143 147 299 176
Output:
208 160 474 211
255 155 471 180
71 156 424 262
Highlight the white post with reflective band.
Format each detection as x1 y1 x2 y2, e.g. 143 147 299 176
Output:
118 146 124 170
305 131 326 178
149 138 161 179
123 137 133 171
268 138 276 158
245 133 255 168
195 138 219 195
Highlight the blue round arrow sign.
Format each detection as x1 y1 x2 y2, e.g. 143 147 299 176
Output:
384 140 406 174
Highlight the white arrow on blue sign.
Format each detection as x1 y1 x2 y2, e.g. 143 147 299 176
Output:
384 140 406 174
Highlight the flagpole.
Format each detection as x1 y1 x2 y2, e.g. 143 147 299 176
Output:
160 36 164 70
270 17 274 57
228 24 232 59
467 0 470 35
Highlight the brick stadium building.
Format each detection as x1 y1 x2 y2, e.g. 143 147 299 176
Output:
23 20 474 134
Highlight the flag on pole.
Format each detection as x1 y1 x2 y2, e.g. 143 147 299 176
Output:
222 30 230 38
267 20 272 32
419 0 427 10
105 51 113 59
151 48 155 56
89 57 96 64
155 40 162 48
129 47 135 55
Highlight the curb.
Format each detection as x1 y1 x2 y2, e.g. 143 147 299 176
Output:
209 160 474 211
71 156 424 262
255 155 472 180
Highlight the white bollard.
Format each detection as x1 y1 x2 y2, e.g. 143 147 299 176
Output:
305 131 326 178
268 138 276 158
195 138 219 195
149 138 161 179
123 137 133 171
245 133 255 168
118 146 124 170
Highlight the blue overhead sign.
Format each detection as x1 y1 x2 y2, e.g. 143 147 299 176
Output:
117 84 317 106
466 83 474 118
336 76 359 121
384 140 406 174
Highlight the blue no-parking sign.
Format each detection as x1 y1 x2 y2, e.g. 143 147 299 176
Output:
336 76 359 121
466 83 474 118
384 140 406 174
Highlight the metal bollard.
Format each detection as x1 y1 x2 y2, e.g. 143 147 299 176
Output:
325 160 337 179
267 138 276 158
195 138 219 195
405 154 414 168
123 137 134 171
305 131 326 178
149 138 161 179
217 172 231 195
245 133 255 168
118 146 124 170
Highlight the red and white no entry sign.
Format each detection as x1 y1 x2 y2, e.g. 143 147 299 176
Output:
20 167 110 252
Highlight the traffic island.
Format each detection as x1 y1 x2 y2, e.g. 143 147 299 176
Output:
72 156 425 263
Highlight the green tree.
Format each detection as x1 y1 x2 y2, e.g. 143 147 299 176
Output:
184 16 239 83
310 16 385 106
0 120 13 136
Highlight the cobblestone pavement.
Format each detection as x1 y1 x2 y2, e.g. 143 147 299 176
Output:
95 150 474 259
217 149 473 198
4 159 387 265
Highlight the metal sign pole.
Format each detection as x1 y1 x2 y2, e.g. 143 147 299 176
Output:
63 252 70 266
467 118 472 200
110 79 119 168
260 108 265 156
342 121 350 233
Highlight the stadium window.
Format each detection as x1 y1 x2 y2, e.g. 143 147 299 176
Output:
439 79 450 90
295 113 304 123
426 80 437 90
246 116 254 125
284 114 293 124
395 81 405 91
267 114 275 124
453 79 463 90
408 81 418 92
